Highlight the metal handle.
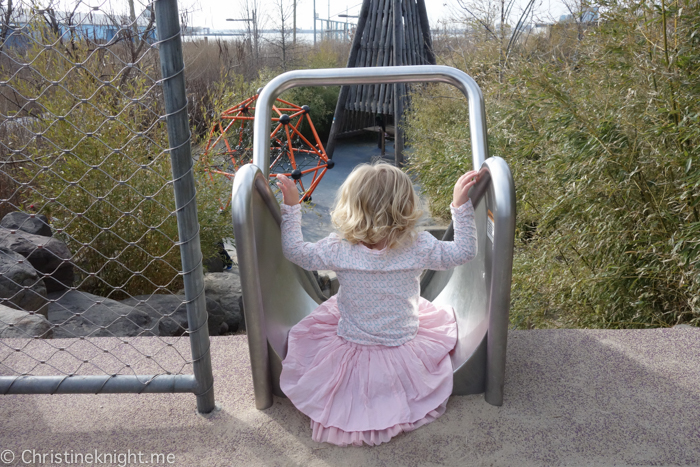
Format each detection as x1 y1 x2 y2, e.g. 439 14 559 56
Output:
253 65 489 175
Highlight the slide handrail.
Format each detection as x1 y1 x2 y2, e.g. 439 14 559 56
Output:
252 65 489 174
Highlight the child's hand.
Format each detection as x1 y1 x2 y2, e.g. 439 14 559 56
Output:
452 170 480 207
276 174 300 206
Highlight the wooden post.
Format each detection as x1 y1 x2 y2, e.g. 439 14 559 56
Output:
393 0 404 167
416 0 436 64
380 114 386 156
377 0 393 113
325 0 371 159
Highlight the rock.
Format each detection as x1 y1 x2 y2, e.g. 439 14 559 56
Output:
0 227 74 292
122 293 234 336
203 256 224 273
0 247 49 317
174 270 244 335
120 294 189 337
1 211 52 237
48 290 157 338
203 271 242 296
205 295 226 336
206 292 243 333
125 292 228 336
203 271 243 333
0 303 52 338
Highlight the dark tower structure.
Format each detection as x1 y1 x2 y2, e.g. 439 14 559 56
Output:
325 0 436 166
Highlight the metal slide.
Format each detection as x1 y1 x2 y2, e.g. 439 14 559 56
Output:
231 66 516 410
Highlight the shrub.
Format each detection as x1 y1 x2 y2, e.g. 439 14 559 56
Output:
405 0 700 328
5 28 231 298
279 84 339 143
193 39 347 145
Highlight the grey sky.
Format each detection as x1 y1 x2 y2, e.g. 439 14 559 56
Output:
185 0 569 31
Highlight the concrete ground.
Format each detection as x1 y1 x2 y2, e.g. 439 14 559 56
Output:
1 328 699 466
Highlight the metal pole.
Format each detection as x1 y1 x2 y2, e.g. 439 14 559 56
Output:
313 0 317 45
154 0 216 414
1 375 198 394
253 66 489 177
253 10 258 61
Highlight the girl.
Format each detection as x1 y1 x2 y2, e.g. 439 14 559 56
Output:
276 162 479 447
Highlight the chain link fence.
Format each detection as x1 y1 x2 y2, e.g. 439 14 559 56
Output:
0 0 216 412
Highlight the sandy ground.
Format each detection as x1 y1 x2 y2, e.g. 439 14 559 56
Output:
1 328 699 467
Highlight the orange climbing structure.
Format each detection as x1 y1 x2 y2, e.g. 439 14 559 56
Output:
202 94 333 209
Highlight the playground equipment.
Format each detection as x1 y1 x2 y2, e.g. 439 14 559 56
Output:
202 94 332 209
232 66 516 410
325 0 436 164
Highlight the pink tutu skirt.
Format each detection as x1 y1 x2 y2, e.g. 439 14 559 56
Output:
280 295 457 446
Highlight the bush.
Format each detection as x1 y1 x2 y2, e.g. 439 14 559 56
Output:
193 40 347 145
6 29 231 298
279 85 339 143
405 0 700 328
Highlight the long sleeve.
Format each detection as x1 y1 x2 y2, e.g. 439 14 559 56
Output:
280 203 341 271
416 200 478 271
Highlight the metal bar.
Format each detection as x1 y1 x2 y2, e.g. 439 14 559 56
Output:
485 157 516 406
231 168 273 409
253 65 489 176
154 0 216 414
0 375 197 395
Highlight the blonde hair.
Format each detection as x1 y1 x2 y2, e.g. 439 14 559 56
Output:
331 162 422 249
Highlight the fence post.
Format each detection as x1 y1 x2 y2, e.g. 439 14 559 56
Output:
154 0 216 414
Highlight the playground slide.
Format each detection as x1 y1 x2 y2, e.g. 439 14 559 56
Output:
231 65 515 410
231 157 515 410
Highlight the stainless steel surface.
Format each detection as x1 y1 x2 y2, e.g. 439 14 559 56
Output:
155 0 216 414
236 66 514 410
232 165 327 409
484 157 516 405
253 65 488 175
428 157 515 404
